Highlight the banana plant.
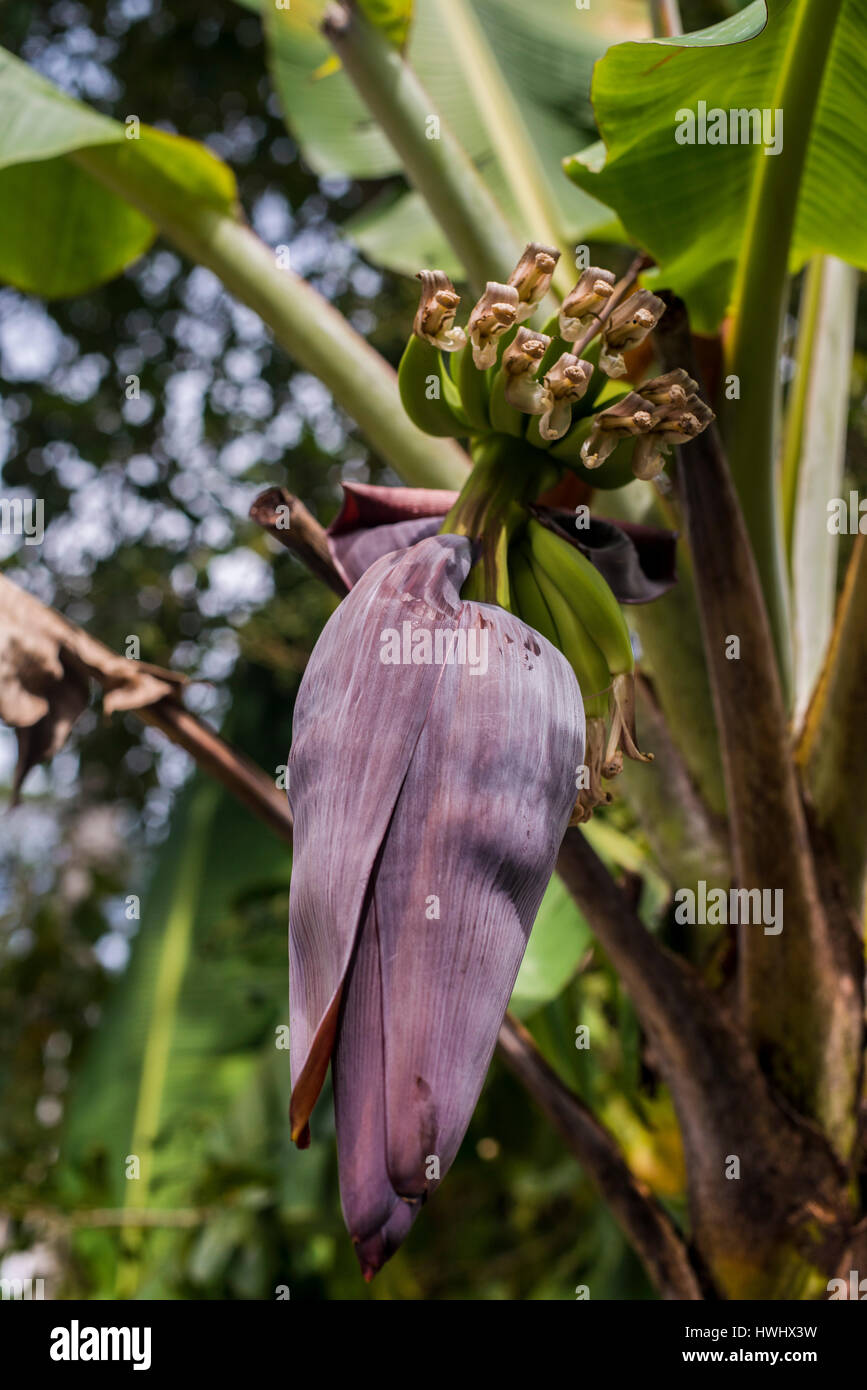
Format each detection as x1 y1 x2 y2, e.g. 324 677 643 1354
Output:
2 0 867 1299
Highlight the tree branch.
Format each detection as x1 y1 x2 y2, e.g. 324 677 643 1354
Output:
140 699 294 848
249 486 348 598
0 569 296 848
497 1013 703 1300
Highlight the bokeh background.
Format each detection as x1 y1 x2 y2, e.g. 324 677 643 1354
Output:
1 0 864 1300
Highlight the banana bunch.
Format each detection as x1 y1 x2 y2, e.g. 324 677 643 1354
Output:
397 248 715 491
510 518 651 821
396 246 711 819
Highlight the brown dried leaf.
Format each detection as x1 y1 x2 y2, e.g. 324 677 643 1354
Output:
0 573 185 798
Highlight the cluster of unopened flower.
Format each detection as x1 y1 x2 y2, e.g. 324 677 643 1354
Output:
414 242 714 482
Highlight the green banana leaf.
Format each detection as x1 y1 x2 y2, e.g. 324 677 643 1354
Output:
348 187 464 279
260 0 613 277
512 816 668 1019
564 0 867 331
783 256 858 726
511 875 591 1019
177 1046 336 1298
0 46 238 298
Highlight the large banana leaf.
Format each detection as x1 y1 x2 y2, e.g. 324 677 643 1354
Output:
261 0 614 277
565 0 867 330
511 876 591 1019
512 818 667 1018
0 47 237 298
784 257 858 727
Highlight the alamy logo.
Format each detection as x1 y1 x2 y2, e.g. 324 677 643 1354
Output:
0 497 44 545
827 492 867 533
827 1270 867 1299
379 622 488 675
0 1276 44 1299
674 880 783 935
675 102 783 156
49 1320 152 1371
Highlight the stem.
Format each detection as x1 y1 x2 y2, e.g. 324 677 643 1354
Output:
141 699 295 845
71 149 469 492
497 1014 703 1300
323 2 523 294
598 484 727 819
781 258 824 556
659 295 862 1157
568 251 654 358
19 1207 209 1231
249 487 348 598
442 436 552 605
648 0 682 39
435 0 574 295
798 534 867 912
0 567 297 845
722 0 845 697
782 256 858 727
555 829 850 1299
617 676 730 896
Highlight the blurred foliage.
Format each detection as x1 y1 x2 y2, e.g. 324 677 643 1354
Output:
0 0 864 1302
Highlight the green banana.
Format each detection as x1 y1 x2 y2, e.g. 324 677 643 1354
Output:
398 334 469 437
488 365 525 438
513 541 614 817
547 384 631 455
560 437 639 491
521 544 611 719
508 544 560 648
527 519 635 678
454 339 492 432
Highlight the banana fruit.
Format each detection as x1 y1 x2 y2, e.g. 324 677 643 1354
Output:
519 546 611 720
526 519 634 680
511 520 651 816
398 334 469 437
454 338 492 432
509 540 611 820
